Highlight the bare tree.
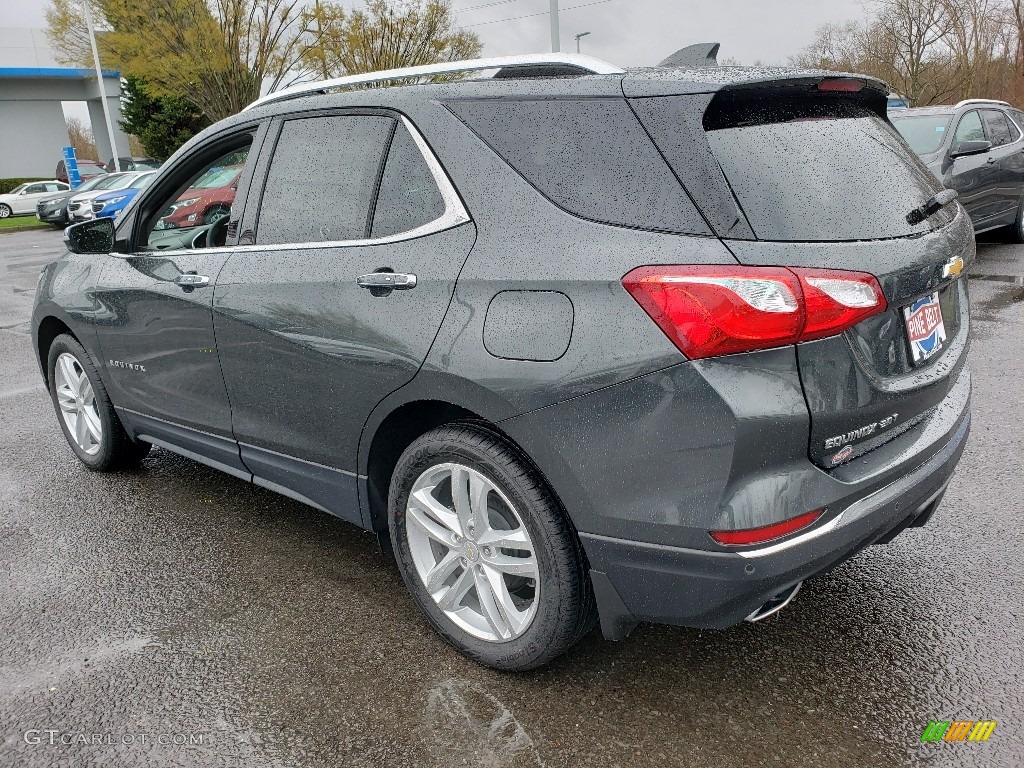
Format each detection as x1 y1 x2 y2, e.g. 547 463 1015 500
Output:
66 117 98 160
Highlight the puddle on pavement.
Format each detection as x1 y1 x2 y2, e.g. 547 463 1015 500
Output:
423 679 544 767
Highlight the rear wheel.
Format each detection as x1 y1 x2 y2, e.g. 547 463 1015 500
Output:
47 334 150 471
0 204 11 218
389 423 596 671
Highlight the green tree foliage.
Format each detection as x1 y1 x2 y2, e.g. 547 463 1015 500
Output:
119 76 211 160
305 0 482 79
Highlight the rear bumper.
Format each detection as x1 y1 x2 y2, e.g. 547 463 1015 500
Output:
583 409 970 639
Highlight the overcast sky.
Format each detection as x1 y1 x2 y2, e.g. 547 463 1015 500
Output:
9 0 866 66
8 0 866 124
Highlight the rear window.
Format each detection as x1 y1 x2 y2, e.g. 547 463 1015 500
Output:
705 108 944 241
447 98 711 235
890 114 951 154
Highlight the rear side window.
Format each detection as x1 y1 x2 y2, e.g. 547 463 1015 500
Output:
703 101 944 241
447 98 710 235
981 109 1013 146
371 122 446 238
257 115 393 244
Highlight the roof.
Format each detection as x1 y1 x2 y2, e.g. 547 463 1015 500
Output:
0 66 119 79
889 106 956 116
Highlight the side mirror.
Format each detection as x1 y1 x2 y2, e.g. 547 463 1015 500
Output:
64 218 115 255
951 139 992 158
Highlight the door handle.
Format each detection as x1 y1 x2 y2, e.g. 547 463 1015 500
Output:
986 156 997 164
356 272 417 290
175 273 210 287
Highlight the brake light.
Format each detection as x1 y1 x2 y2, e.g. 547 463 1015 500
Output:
622 265 886 359
710 509 824 546
817 78 864 93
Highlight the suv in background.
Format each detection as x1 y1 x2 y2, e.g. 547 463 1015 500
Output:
891 99 1024 238
105 157 161 172
35 56 972 671
155 164 242 229
55 159 108 185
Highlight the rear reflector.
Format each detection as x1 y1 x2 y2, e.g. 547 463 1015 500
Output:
710 509 824 546
622 265 886 359
817 78 864 93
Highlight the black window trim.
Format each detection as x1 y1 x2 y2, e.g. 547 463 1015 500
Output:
244 108 470 252
952 109 984 148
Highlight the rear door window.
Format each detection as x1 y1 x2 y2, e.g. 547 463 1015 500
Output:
447 98 710 235
704 108 943 241
981 110 1013 146
256 115 393 244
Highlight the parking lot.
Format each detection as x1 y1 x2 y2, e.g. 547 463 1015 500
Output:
0 227 1021 767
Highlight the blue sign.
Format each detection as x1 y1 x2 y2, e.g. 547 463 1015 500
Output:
63 146 82 187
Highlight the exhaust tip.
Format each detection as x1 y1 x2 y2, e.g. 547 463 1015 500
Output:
744 581 802 623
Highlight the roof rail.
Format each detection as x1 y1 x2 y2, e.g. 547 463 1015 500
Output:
954 98 1011 108
244 53 625 111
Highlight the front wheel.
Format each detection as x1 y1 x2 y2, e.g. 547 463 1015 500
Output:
389 423 596 671
0 204 11 218
47 334 150 471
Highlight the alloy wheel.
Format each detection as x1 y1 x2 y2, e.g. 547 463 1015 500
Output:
54 352 102 455
406 463 539 642
0 205 11 218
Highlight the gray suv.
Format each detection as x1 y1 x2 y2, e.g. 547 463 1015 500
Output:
32 55 972 671
891 99 1024 238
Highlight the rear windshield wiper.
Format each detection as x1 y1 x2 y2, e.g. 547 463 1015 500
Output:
906 189 958 225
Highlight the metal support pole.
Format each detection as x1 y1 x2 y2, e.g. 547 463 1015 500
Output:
549 0 560 52
84 2 120 172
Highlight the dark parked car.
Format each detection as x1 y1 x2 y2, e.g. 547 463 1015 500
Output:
891 99 1024 238
105 156 161 172
33 56 972 671
55 159 108 185
36 174 114 226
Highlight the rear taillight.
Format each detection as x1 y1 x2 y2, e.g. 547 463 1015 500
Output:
622 265 886 360
710 508 824 546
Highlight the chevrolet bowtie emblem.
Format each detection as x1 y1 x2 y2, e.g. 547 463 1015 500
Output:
942 256 965 279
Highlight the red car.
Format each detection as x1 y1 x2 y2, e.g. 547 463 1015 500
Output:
156 165 242 228
55 159 108 185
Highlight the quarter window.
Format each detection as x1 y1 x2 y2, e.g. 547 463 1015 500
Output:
256 115 393 245
953 111 985 147
447 98 711 235
371 122 446 238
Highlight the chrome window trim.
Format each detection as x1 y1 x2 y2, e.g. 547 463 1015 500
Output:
124 115 470 258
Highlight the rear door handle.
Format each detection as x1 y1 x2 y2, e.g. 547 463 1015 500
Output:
986 156 997 164
356 272 417 290
175 273 210 286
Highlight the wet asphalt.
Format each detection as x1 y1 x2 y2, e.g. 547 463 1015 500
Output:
0 227 1021 768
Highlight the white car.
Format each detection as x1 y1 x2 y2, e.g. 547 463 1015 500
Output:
0 180 70 218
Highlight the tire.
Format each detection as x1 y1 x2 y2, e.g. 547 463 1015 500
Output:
47 334 150 471
0 204 11 218
389 422 596 671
